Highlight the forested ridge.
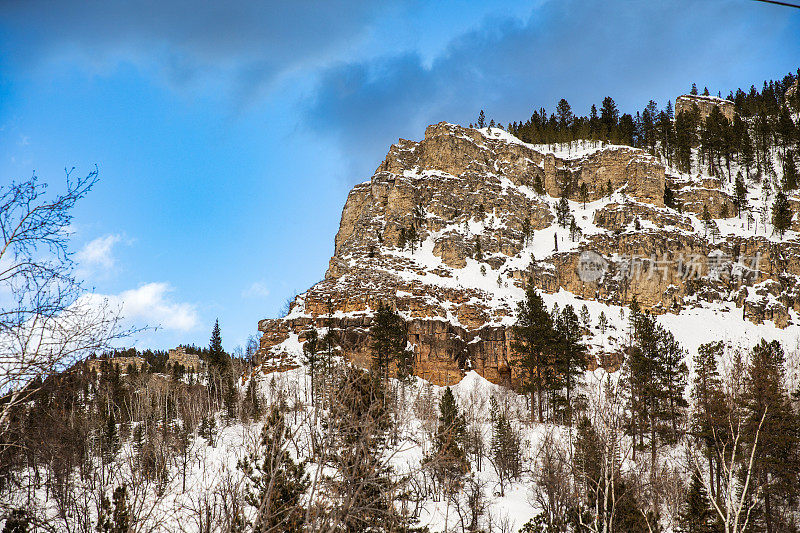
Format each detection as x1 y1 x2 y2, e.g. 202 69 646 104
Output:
473 71 800 181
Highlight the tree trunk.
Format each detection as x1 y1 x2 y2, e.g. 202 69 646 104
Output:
566 377 572 427
764 479 773 533
650 396 657 479
708 453 715 499
536 369 543 423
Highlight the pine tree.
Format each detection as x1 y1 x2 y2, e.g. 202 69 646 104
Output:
676 471 721 533
771 191 792 238
407 224 418 254
474 237 483 261
658 112 674 162
431 387 469 484
243 377 262 421
207 319 232 409
238 406 309 533
413 202 425 228
702 204 712 237
664 184 675 208
692 342 726 499
556 194 570 227
782 152 797 191
199 414 217 446
734 172 748 216
223 374 239 421
511 286 558 422
398 227 407 249
533 174 545 194
96 485 131 533
737 118 755 178
569 217 580 241
659 329 688 443
777 107 796 157
369 302 412 386
618 113 636 146
573 414 639 530
624 308 687 467
600 96 619 139
742 339 800 533
208 319 226 371
589 104 599 139
321 297 339 378
175 423 193 492
302 328 320 406
521 217 531 245
580 304 591 330
489 397 521 496
675 110 697 173
556 98 573 126
598 311 608 335
624 307 656 463
580 182 588 209
691 83 698 95
477 110 486 129
103 407 119 464
325 367 411 531
554 304 587 425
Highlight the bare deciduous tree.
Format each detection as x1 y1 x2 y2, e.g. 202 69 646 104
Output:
530 429 574 533
0 169 131 436
687 356 768 533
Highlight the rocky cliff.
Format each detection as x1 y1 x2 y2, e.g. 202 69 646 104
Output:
257 123 800 385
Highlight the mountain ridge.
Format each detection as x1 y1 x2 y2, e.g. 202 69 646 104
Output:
257 121 800 385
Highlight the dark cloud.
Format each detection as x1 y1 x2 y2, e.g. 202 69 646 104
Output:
5 0 798 184
304 0 800 182
1 0 400 94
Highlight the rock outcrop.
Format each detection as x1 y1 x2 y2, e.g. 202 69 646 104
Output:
257 123 800 386
675 94 735 122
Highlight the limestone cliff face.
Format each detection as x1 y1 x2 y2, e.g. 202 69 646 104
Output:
675 94 735 122
257 123 800 385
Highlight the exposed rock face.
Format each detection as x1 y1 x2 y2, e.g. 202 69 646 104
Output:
675 94 735 122
259 313 517 387
257 123 800 386
167 347 202 372
571 147 665 206
675 187 735 218
85 355 148 373
593 202 693 232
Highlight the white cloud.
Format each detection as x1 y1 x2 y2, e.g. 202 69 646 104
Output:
242 281 270 299
110 282 199 332
76 234 122 270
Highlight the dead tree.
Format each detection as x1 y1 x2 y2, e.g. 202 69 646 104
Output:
0 168 131 437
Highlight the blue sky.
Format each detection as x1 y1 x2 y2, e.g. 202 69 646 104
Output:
1 0 799 352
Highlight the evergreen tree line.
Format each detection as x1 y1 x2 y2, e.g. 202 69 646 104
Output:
471 69 800 185
509 290 800 533
497 70 797 150
478 69 800 241
511 286 589 425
